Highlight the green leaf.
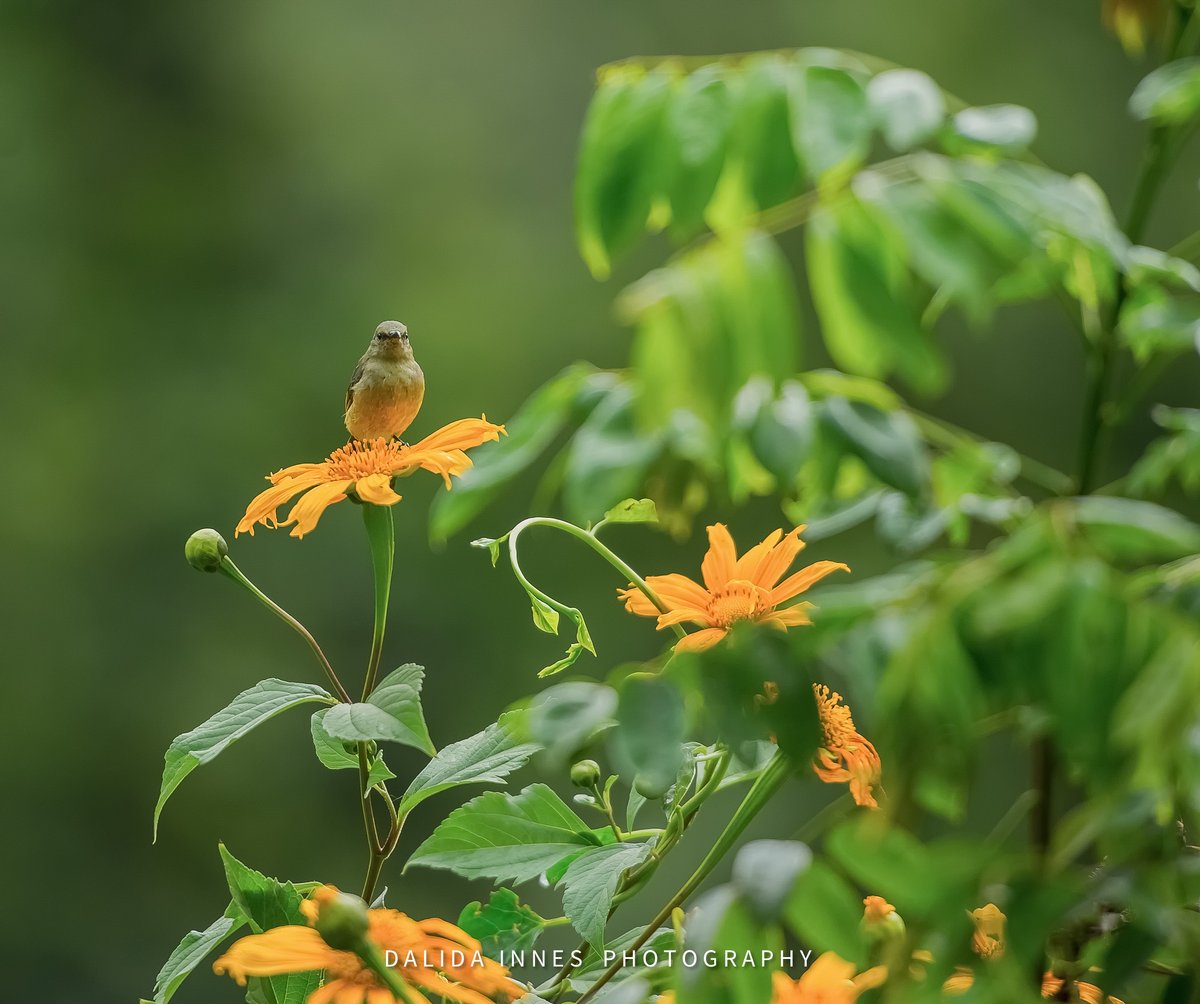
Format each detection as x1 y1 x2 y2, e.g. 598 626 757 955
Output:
1129 406 1200 497
731 840 812 923
613 675 686 798
321 664 434 755
1130 58 1200 124
951 104 1037 149
784 859 866 962
471 535 508 567
679 888 777 1004
603 498 659 524
791 65 870 183
1071 496 1200 563
458 888 545 959
567 926 675 994
154 679 334 839
310 709 394 791
806 198 945 394
730 54 803 211
153 903 247 1004
538 642 588 678
399 712 539 815
430 363 597 543
528 593 561 635
559 841 653 947
663 65 732 237
822 396 929 497
529 681 618 762
736 378 813 485
576 65 674 278
407 783 595 883
218 846 320 1004
867 68 945 151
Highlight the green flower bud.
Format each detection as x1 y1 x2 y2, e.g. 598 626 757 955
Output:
570 759 602 788
185 528 228 572
314 889 370 951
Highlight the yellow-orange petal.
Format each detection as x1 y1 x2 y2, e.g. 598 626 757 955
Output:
655 606 711 629
409 416 505 454
700 523 738 591
769 560 850 605
758 602 814 629
355 472 403 506
674 627 728 652
644 572 713 612
236 471 327 536
943 968 974 995
754 525 807 589
284 479 354 538
618 585 660 617
732 528 783 582
213 927 338 984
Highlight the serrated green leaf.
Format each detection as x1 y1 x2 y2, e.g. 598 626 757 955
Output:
399 712 539 815
1130 58 1200 124
322 665 434 756
154 679 334 839
408 783 595 883
458 888 546 959
559 841 653 948
867 68 945 151
153 903 246 1004
603 498 659 524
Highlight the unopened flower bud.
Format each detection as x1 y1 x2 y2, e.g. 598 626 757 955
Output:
314 889 370 951
570 759 602 788
861 896 905 941
186 528 228 572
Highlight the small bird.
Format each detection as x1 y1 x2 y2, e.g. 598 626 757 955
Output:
344 320 426 442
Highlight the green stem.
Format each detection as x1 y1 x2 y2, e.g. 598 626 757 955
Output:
576 752 792 1004
506 517 687 640
218 558 352 703
362 504 395 700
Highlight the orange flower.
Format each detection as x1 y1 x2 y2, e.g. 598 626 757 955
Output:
861 896 896 925
618 524 848 653
770 953 887 1003
1042 974 1124 1004
812 684 882 808
969 903 1006 960
236 418 504 538
213 885 524 1004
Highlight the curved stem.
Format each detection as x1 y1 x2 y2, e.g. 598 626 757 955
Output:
507 517 687 639
218 558 352 703
576 752 792 1004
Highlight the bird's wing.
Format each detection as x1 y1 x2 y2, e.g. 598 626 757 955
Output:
344 360 365 413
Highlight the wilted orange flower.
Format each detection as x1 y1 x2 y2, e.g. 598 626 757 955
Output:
969 903 1006 959
618 524 848 653
813 684 882 808
237 418 504 538
213 885 523 1004
770 953 887 1003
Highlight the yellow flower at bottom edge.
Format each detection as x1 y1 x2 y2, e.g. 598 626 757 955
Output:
812 684 882 809
771 953 888 1003
213 885 524 1004
236 417 505 538
617 523 849 653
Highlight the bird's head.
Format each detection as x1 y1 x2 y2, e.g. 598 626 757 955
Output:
370 320 412 359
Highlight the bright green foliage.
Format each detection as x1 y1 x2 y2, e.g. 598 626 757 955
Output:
559 841 653 947
320 664 435 756
153 904 246 1004
458 888 546 958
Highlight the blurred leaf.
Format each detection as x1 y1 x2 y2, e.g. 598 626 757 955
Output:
559 841 653 947
219 846 320 1004
1071 496 1200 563
430 364 596 542
731 840 812 923
951 104 1037 149
604 498 659 524
568 926 675 994
663 66 732 237
154 679 334 840
1118 285 1200 363
407 783 595 884
322 664 434 756
1129 407 1200 497
458 888 545 959
806 198 946 394
734 377 813 487
784 859 866 963
867 68 945 151
564 381 664 524
399 712 539 815
528 681 618 762
153 904 246 1004
730 54 803 211
576 65 674 277
679 888 778 1004
613 674 686 797
822 396 930 498
1130 58 1200 124
791 65 871 183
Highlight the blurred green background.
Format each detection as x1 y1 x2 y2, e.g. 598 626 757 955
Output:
3 1 1197 1000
